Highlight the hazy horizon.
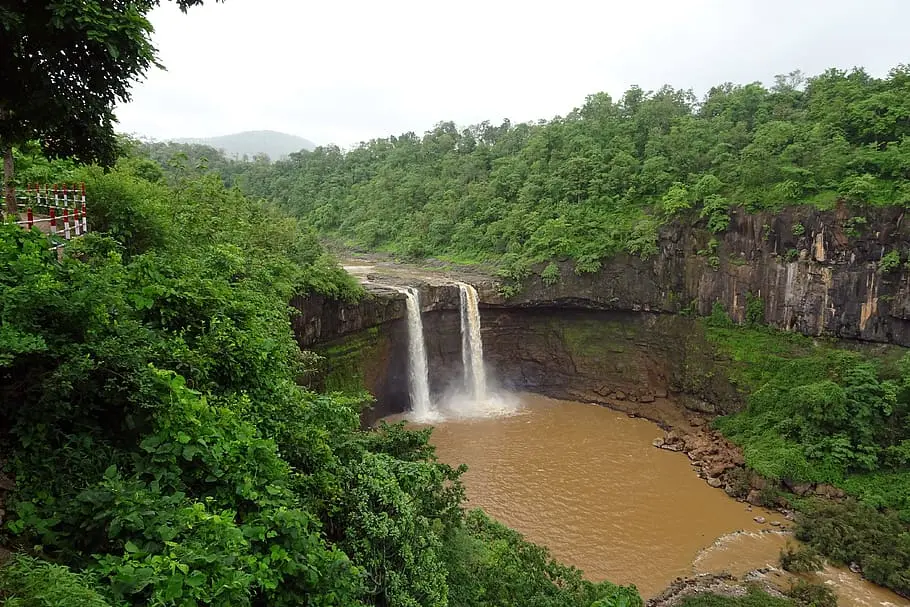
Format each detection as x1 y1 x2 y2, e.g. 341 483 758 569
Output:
117 0 910 148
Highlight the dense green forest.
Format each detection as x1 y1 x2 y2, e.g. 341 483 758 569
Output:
703 318 910 594
165 66 910 279
0 147 647 606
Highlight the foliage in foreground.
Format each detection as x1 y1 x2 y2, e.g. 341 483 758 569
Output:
0 152 639 606
0 554 111 607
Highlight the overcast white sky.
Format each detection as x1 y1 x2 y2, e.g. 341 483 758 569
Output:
116 0 910 148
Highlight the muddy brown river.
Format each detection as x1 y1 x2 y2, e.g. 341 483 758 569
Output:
411 394 908 605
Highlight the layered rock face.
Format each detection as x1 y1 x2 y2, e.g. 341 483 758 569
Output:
293 206 910 420
485 205 910 346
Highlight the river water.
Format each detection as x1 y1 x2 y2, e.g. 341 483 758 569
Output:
417 394 908 605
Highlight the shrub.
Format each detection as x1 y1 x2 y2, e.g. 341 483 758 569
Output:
0 554 111 607
541 262 561 286
786 580 837 607
878 250 901 274
745 293 765 326
779 543 823 573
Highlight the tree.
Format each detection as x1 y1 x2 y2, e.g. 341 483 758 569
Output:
0 0 219 214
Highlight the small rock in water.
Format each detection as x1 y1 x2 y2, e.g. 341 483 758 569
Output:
770 521 781 527
754 516 766 524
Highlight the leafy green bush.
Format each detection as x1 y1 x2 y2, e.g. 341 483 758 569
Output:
785 580 837 607
443 510 642 607
745 293 765 326
541 262 561 286
779 543 823 573
707 301 734 327
878 250 902 274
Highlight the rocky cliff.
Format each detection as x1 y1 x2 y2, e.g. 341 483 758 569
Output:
294 205 910 420
487 205 910 346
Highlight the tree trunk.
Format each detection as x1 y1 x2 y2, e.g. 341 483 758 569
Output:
2 142 13 217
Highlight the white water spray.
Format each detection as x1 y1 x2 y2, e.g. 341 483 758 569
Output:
400 287 434 419
458 282 488 401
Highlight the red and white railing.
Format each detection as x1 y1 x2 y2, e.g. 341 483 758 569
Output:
11 183 88 248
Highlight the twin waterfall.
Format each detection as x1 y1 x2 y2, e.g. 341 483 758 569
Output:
399 282 489 419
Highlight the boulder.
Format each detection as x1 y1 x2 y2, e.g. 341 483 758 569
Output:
746 489 763 506
707 477 724 488
704 461 734 478
790 482 814 496
749 476 767 491
814 484 846 499
753 516 766 524
652 437 666 448
640 394 655 403
614 391 627 401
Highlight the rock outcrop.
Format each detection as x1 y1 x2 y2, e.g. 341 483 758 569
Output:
483 205 910 346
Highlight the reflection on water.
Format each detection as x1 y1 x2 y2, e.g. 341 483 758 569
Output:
407 394 909 606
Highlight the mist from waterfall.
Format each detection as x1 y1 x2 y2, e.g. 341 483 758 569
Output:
438 282 517 419
459 282 488 402
400 287 435 420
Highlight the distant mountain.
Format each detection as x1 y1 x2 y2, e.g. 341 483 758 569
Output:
171 130 316 160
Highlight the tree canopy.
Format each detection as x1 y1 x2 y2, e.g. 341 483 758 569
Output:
190 65 910 281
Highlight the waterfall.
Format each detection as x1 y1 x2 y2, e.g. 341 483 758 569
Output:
400 287 433 418
458 282 488 401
